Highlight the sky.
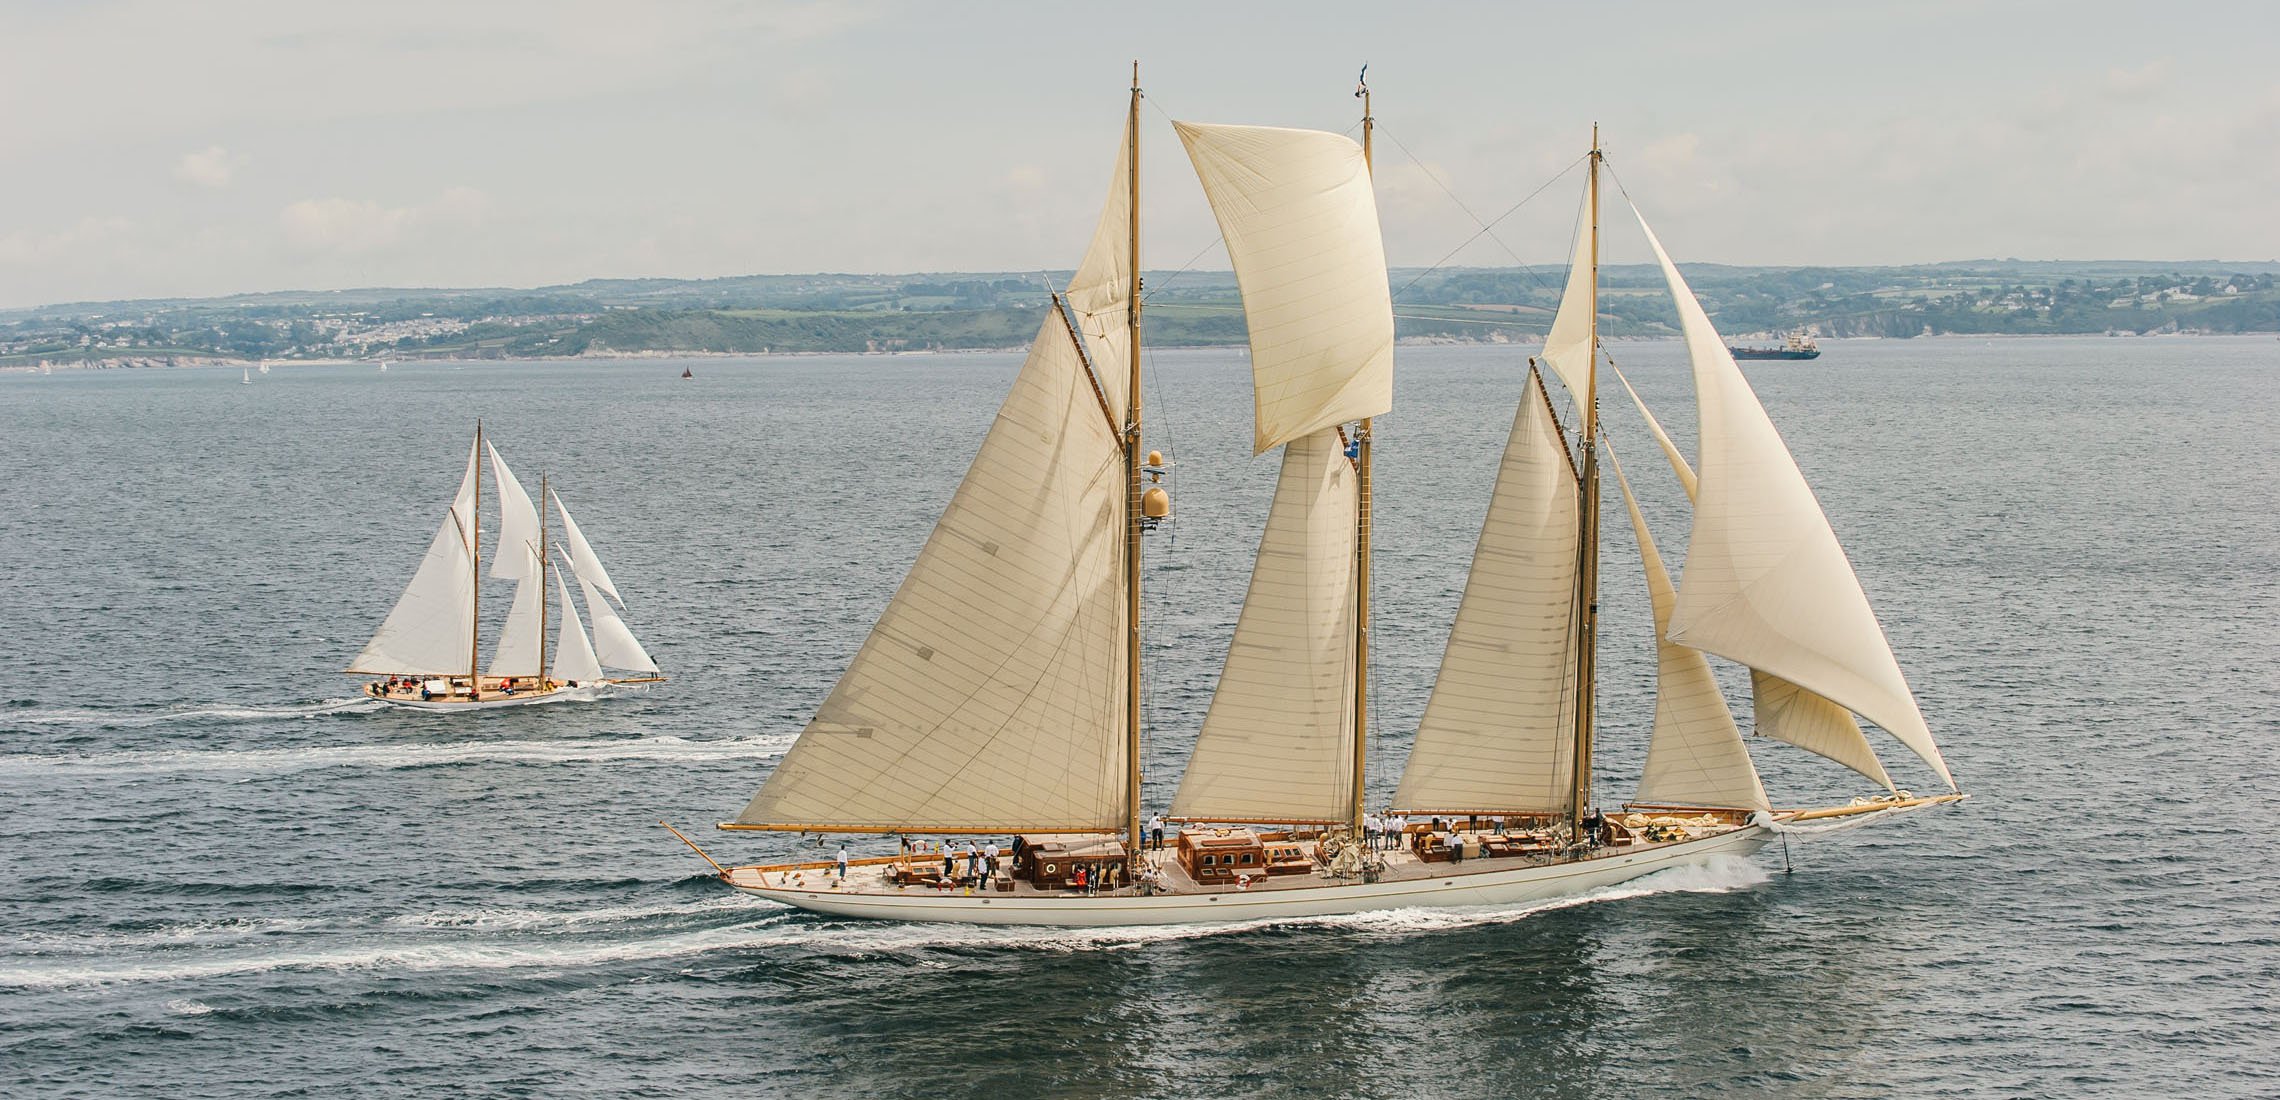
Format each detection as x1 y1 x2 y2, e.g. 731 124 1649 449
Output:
1 0 2275 308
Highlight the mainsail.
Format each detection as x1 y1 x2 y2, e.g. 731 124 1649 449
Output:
1608 444 1769 811
1173 122 1394 454
1394 369 1581 815
1633 203 1956 790
734 118 1136 835
348 441 480 675
1171 431 1357 823
551 569 604 683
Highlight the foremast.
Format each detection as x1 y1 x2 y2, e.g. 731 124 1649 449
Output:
1568 130 1604 837
470 420 484 686
1347 77 1376 837
537 472 550 686
1122 62 1145 857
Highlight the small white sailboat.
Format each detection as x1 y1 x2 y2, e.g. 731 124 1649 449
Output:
258 360 270 375
349 424 665 710
380 360 390 372
675 76 1960 927
240 368 252 385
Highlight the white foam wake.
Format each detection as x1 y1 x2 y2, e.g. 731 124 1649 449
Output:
4 698 383 728
0 734 791 776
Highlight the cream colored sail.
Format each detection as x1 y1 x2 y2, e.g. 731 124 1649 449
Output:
1174 121 1394 454
736 128 1133 834
486 442 541 581
1608 444 1769 811
1610 363 1894 791
1633 203 1955 790
348 442 480 675
1537 196 1598 408
1394 369 1580 815
551 569 604 683
1172 430 1356 823
486 545 545 679
580 573 658 674
553 493 623 606
1065 115 1134 421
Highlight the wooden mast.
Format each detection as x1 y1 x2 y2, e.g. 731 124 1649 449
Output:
470 420 484 691
1349 72 1374 837
1123 62 1146 857
1569 128 1604 836
537 471 549 687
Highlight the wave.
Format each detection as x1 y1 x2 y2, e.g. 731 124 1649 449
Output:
0 733 791 776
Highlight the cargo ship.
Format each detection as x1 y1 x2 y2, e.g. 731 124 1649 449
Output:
1728 331 1820 359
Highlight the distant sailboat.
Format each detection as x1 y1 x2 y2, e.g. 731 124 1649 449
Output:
379 360 391 373
241 368 252 385
681 367 694 379
258 360 271 375
349 424 666 710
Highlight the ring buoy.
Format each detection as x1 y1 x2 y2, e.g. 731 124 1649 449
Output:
1042 862 1057 875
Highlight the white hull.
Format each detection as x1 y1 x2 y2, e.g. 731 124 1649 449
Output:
371 683 607 711
729 826 1769 927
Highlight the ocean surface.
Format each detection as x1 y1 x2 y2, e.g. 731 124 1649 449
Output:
1 336 2273 1098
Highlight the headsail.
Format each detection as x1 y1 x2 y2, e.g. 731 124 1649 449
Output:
1611 363 1894 791
1174 121 1394 453
486 442 542 581
1171 430 1357 823
1394 368 1581 815
735 118 1135 835
486 549 545 679
1632 202 1955 790
550 568 604 683
348 441 480 675
554 492 622 606
579 572 658 674
1607 444 1768 811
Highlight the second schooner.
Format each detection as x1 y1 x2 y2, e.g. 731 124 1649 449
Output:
678 72 1962 926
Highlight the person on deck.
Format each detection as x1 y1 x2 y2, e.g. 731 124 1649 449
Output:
834 846 849 881
1072 864 1088 893
1147 814 1164 851
984 844 1001 884
941 846 955 880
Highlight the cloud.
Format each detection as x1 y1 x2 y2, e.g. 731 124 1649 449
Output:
278 187 489 255
174 145 238 188
2104 59 2172 98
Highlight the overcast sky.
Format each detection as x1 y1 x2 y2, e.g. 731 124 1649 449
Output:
2 1 2273 308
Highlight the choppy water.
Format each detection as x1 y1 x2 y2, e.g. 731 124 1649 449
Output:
1 337 2273 1098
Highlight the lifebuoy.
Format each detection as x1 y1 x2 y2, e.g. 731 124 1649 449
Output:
1042 862 1058 875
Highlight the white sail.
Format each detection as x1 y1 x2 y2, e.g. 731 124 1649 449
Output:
486 546 545 679
550 568 604 684
1611 362 1894 791
348 442 480 675
737 121 1134 835
1633 203 1956 790
1174 121 1394 454
1609 445 1769 811
580 573 658 673
486 442 542 581
552 492 623 606
1394 369 1580 815
1172 430 1356 824
1537 195 1598 408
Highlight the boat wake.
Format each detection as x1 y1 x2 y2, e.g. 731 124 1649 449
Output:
0 734 790 776
2 698 383 729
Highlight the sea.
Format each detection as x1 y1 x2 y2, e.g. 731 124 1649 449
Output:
1 336 2273 1098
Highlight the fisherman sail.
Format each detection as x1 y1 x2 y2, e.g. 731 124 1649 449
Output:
678 80 1963 928
349 425 667 710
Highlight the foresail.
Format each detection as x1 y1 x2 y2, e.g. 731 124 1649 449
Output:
1171 430 1356 823
1608 445 1768 812
1174 121 1394 454
553 493 622 606
1633 203 1956 790
550 569 604 683
737 306 1128 834
1612 363 1894 792
348 442 479 676
486 442 542 581
1394 369 1580 815
580 572 658 673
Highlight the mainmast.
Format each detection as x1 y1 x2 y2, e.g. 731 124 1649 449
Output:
470 420 484 686
1569 129 1604 835
1349 72 1375 837
1123 62 1146 856
538 472 550 685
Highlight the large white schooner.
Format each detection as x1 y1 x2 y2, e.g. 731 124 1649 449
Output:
677 73 1962 926
348 425 665 711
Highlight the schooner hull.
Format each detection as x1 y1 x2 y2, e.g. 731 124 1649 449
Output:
728 826 1769 928
369 683 607 711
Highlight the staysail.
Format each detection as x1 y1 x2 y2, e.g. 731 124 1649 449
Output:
1610 363 1895 791
1394 368 1581 815
1171 430 1357 823
1633 203 1956 790
580 573 659 674
348 441 480 675
486 545 545 679
486 442 542 581
554 493 622 606
1608 444 1769 811
735 118 1135 835
551 568 604 683
1174 122 1394 454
